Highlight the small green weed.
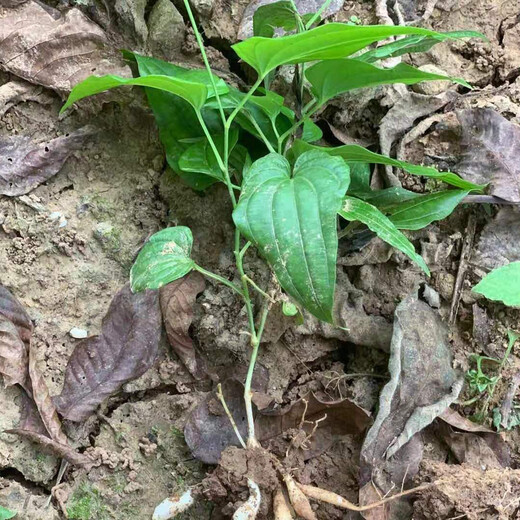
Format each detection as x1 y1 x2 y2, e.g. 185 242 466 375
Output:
67 483 110 520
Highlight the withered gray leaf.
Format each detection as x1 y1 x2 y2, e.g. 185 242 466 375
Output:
160 272 205 378
238 0 343 39
456 108 520 202
0 286 33 347
54 285 161 421
0 127 95 197
0 1 129 92
360 290 462 509
6 429 92 468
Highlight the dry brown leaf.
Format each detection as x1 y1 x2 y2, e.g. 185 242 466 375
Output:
439 408 494 433
28 347 67 444
160 272 205 378
54 284 161 421
0 317 28 388
457 108 520 202
0 127 95 196
0 1 129 92
0 285 33 347
5 429 92 468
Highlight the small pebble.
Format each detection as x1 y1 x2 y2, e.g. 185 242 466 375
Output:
69 327 88 339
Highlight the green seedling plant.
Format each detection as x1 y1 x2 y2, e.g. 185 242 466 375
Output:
62 0 485 516
465 330 519 424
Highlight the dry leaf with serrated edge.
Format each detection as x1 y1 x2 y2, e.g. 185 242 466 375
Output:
0 1 129 92
457 108 520 202
160 272 205 378
0 127 95 197
54 285 161 421
5 429 92 469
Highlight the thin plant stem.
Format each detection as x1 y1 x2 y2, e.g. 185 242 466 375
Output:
246 114 276 153
194 264 244 296
279 102 322 153
195 111 226 173
305 0 335 29
217 383 247 449
244 276 276 302
183 0 226 128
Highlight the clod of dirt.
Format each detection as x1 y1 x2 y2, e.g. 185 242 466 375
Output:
456 108 520 202
0 127 96 197
54 284 162 421
0 1 129 92
160 272 206 379
360 290 463 514
414 460 520 519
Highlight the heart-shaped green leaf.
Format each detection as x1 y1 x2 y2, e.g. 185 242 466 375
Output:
339 197 430 275
232 23 455 77
306 59 470 104
233 150 350 322
473 262 520 307
130 227 195 292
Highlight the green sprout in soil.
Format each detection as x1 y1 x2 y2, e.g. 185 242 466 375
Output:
61 0 485 515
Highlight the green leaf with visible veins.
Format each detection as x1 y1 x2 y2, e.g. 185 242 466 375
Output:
339 197 430 275
291 139 485 191
61 74 212 113
302 120 323 143
232 23 461 76
387 190 469 230
233 150 350 322
473 262 520 307
130 227 195 292
0 506 16 520
306 59 470 103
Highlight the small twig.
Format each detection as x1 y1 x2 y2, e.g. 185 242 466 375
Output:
449 214 476 327
463 195 520 206
216 383 247 449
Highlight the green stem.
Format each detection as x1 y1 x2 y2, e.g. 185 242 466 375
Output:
243 276 275 301
183 0 226 128
194 264 244 296
246 113 276 153
195 111 227 173
305 0 335 29
278 102 322 153
226 76 265 130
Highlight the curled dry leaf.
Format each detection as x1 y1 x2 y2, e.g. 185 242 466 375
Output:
359 290 463 516
5 429 92 469
0 286 33 347
0 127 95 197
160 271 205 378
0 318 28 388
54 285 161 421
456 108 520 202
0 1 129 92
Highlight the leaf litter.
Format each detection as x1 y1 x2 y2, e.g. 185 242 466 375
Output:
359 289 463 517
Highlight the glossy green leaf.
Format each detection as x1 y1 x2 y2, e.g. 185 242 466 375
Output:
128 53 227 190
354 186 420 208
291 139 485 191
61 74 211 114
339 197 429 275
473 262 520 307
302 120 323 143
0 507 16 520
178 129 239 181
357 30 484 63
233 150 350 322
347 162 372 193
253 0 299 37
387 190 469 230
232 23 456 76
130 227 195 292
306 59 470 103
